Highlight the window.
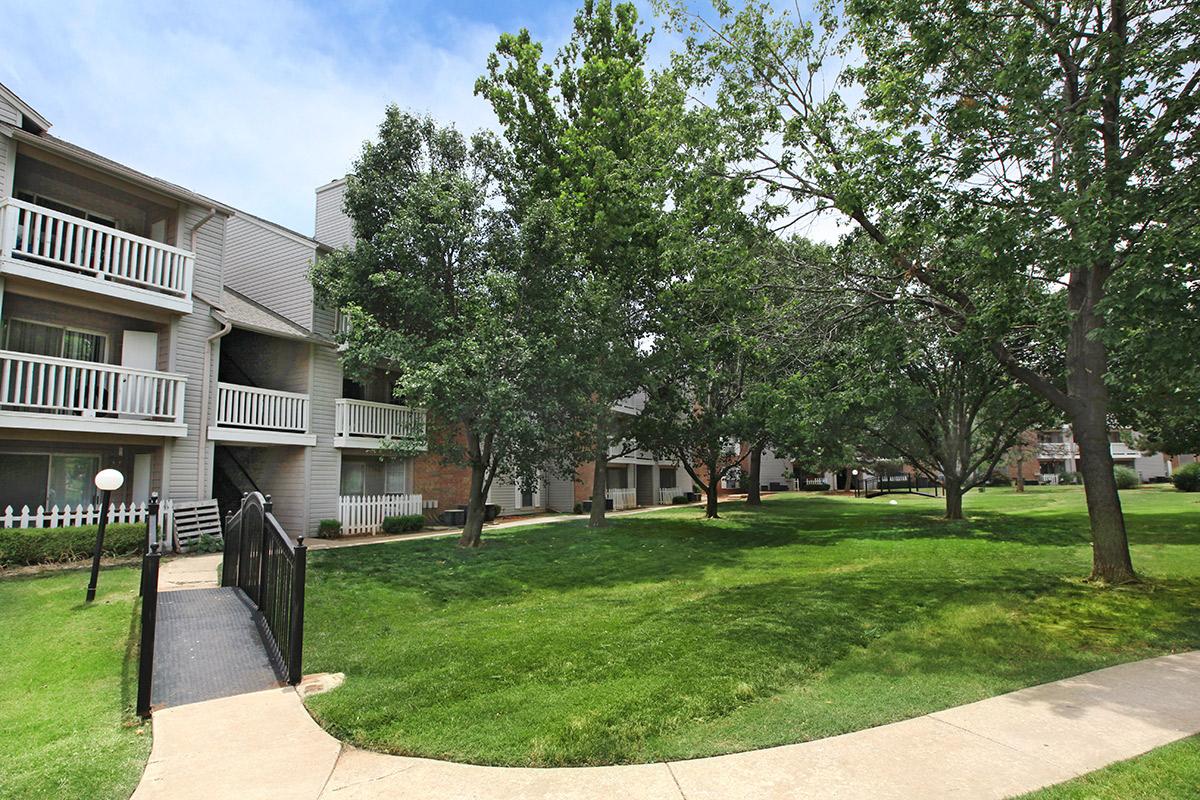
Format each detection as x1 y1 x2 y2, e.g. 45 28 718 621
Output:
16 191 117 228
384 459 408 495
0 453 99 510
606 466 628 489
4 319 106 363
340 461 366 496
48 455 100 507
659 469 677 489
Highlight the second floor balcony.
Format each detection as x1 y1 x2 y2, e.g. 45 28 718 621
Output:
0 349 187 437
208 382 316 447
0 198 194 313
334 398 427 450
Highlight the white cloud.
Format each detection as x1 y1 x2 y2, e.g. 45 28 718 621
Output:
0 0 518 235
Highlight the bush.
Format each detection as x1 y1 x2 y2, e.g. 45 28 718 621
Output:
670 494 689 504
987 473 1012 486
0 523 146 567
318 519 343 538
573 502 584 514
800 482 831 492
1059 472 1084 485
1113 465 1140 490
190 532 224 553
1173 462 1200 492
381 514 424 534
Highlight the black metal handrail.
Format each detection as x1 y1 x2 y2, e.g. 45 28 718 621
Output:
221 492 307 684
136 494 162 718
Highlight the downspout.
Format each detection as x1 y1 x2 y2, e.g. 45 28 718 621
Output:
199 312 233 498
187 203 223 500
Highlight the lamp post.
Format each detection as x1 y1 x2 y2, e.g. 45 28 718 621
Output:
85 468 125 603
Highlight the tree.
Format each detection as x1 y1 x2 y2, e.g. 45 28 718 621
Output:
846 308 1052 519
664 0 1200 581
310 109 575 547
1001 431 1043 493
477 0 677 527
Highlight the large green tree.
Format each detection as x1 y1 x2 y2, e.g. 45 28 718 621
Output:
477 0 677 528
311 109 575 547
665 0 1199 582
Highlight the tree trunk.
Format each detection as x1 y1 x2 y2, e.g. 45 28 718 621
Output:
943 477 964 520
746 443 764 506
589 439 608 529
1073 409 1136 582
459 459 487 547
700 474 720 520
1066 270 1136 583
1015 459 1026 493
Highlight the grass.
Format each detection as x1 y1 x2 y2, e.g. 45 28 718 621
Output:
1017 736 1200 798
303 485 1200 767
0 566 150 800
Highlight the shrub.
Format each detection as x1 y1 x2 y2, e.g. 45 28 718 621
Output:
987 473 1012 486
1113 465 1140 490
573 502 584 514
670 494 689 504
318 519 343 538
0 523 146 567
800 482 831 492
1173 462 1200 492
190 533 224 553
1059 472 1084 485
381 514 425 534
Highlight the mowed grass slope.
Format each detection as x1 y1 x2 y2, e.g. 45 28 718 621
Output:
303 486 1200 766
0 567 150 799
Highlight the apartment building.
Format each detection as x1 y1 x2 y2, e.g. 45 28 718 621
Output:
1031 426 1175 483
0 83 231 529
0 82 688 543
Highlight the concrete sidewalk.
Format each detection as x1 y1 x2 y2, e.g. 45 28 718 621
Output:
133 651 1200 800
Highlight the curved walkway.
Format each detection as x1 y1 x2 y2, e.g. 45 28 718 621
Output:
133 651 1200 800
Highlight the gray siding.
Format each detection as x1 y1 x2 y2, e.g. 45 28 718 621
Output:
314 180 353 249
546 475 576 512
306 342 343 535
0 133 12 199
224 215 318 331
165 207 227 502
0 96 19 127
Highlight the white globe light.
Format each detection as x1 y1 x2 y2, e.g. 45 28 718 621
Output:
851 469 859 475
889 499 898 505
94 468 125 492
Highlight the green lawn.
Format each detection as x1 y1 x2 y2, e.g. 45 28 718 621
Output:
303 486 1200 767
0 566 150 800
1017 736 1200 798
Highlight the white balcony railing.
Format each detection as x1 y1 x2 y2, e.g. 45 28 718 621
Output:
334 398 426 446
1 198 194 302
606 487 638 510
215 382 309 433
657 487 685 505
338 493 425 537
0 349 185 422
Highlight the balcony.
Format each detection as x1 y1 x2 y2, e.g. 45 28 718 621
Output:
334 398 427 450
0 198 194 313
208 382 315 446
0 350 187 437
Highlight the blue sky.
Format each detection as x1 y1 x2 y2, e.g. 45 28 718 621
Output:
0 0 659 236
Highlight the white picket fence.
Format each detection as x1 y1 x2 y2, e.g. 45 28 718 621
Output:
1 500 179 546
338 493 425 537
657 487 685 505
606 487 638 511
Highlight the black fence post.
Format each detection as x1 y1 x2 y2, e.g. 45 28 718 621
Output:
258 495 273 607
288 536 307 685
136 543 161 718
221 509 237 588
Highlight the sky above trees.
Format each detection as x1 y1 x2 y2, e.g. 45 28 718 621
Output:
0 0 689 236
